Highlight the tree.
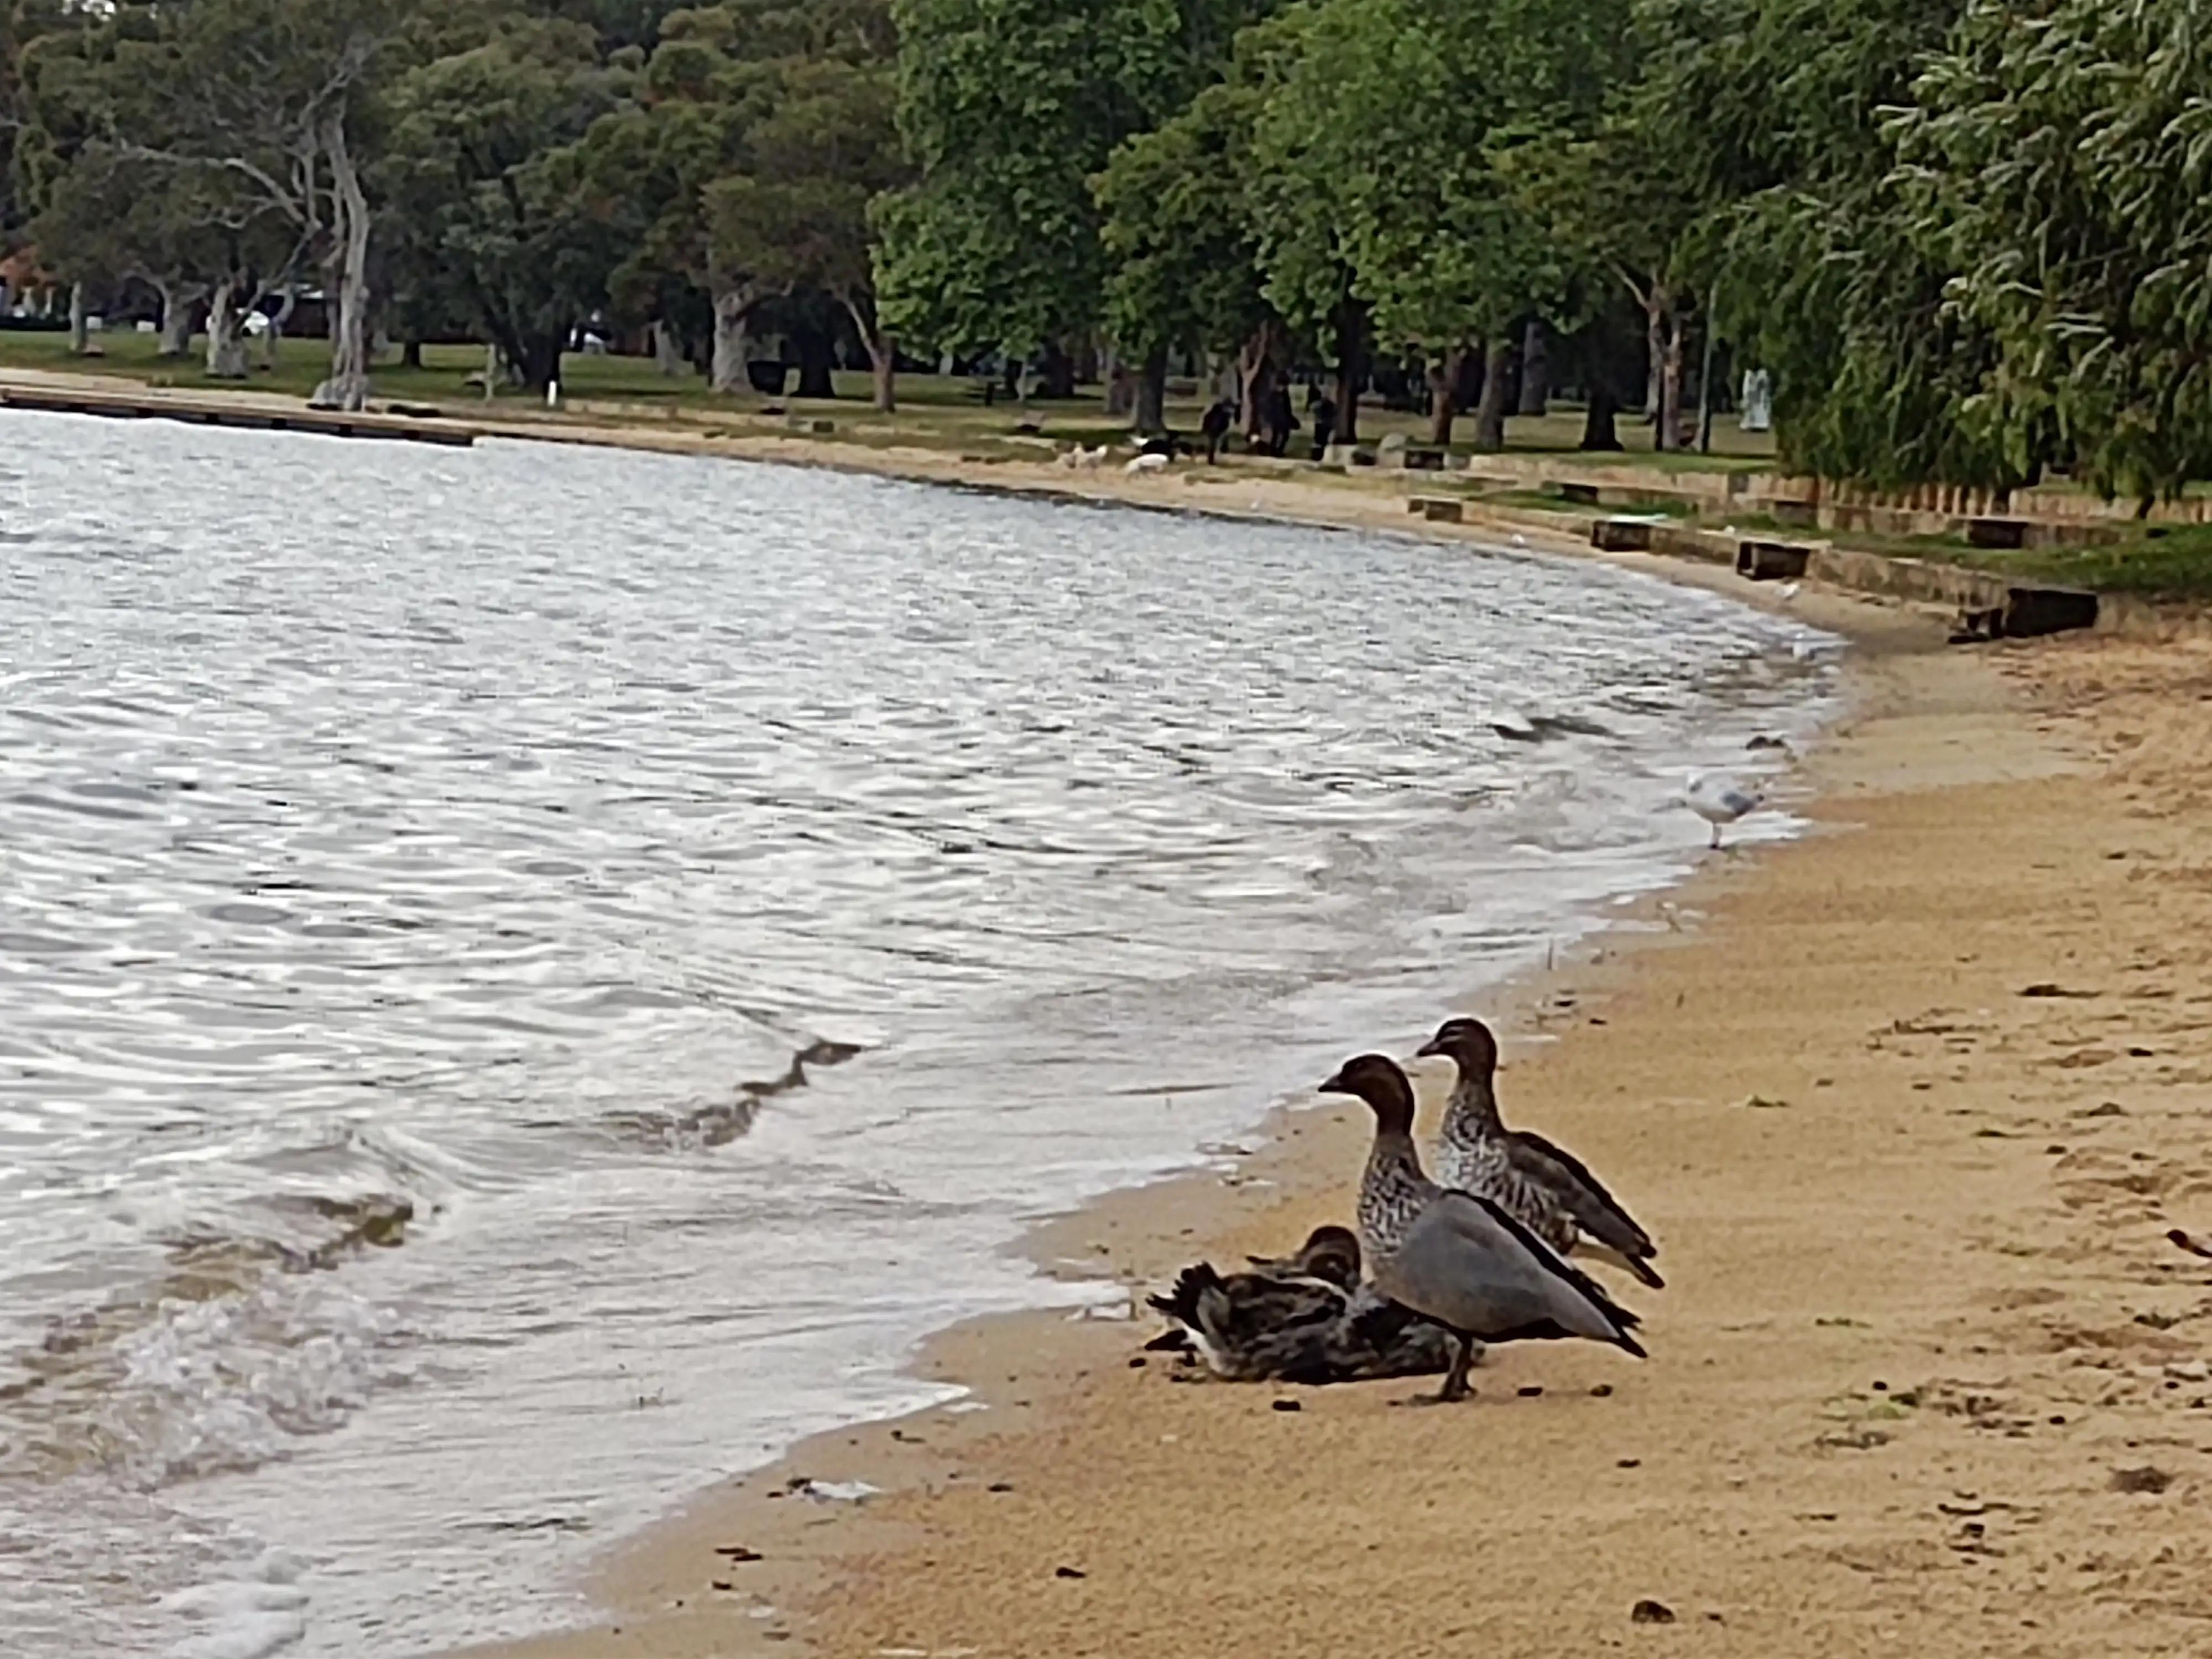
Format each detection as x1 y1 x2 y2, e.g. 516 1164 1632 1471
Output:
381 17 629 392
874 0 1246 379
72 0 422 409
1644 0 1980 481
705 55 907 408
1892 0 2212 508
1094 80 1274 434
1246 0 1598 447
572 2 877 395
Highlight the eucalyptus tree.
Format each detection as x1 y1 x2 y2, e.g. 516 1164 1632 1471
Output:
379 15 630 392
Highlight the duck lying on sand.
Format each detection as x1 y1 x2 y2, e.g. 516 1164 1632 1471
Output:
1146 1224 1457 1384
1420 1017 1664 1290
1324 1053 1645 1402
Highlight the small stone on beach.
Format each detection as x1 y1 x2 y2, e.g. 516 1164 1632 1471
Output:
1272 1398 1301 1412
1055 1566 1087 1579
2112 1465 2171 1494
1517 1385 1543 1398
1590 1383 1614 1397
1631 1599 1676 1625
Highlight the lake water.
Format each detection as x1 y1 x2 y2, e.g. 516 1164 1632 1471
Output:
0 414 1837 1657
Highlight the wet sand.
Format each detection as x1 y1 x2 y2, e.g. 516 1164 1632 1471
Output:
448 521 2212 1659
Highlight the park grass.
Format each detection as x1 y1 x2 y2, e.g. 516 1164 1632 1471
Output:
0 327 1778 465
1947 521 2212 601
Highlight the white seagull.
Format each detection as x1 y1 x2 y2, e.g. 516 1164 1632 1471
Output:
1684 771 1764 848
1125 451 1170 476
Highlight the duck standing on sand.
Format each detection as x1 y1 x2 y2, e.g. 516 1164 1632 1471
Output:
1419 1017 1663 1290
1323 1053 1644 1402
1146 1225 1457 1384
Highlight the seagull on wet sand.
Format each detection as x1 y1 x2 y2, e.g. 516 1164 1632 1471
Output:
1685 772 1764 848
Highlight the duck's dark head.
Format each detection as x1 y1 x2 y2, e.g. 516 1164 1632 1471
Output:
1416 1016 1499 1079
1318 1053 1416 1135
1291 1224 1361 1287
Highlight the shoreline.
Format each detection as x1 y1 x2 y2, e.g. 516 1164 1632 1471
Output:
447 578 1969 1659
0 363 1900 618
450 594 2212 1656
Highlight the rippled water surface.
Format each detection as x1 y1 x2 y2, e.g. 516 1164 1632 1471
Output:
0 413 1835 1655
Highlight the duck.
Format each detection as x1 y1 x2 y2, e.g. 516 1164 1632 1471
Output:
1322 1052 1644 1402
1685 771 1764 848
1418 1016 1663 1290
1145 1224 1457 1385
1243 1223 1361 1286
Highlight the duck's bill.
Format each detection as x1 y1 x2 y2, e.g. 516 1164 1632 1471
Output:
1412 1035 1445 1059
1316 1067 1352 1095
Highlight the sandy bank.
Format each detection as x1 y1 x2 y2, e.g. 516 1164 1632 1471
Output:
440 502 2212 1659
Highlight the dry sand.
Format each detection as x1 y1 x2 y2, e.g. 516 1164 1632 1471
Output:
440 497 2212 1658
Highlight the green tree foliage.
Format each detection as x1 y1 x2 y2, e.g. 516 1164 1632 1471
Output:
381 16 630 390
1646 0 1986 483
570 0 897 394
874 0 1249 368
1093 78 1272 431
1897 0 2212 507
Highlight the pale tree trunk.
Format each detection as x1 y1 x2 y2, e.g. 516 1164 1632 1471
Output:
651 319 685 378
68 282 90 354
709 285 761 395
155 280 197 358
1426 345 1469 446
869 336 896 413
1133 346 1168 435
1516 317 1550 416
262 286 296 371
1644 285 1667 432
310 109 373 411
205 278 251 378
835 291 895 413
1655 302 1687 454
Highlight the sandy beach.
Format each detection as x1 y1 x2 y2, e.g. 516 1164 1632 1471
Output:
423 468 2212 1659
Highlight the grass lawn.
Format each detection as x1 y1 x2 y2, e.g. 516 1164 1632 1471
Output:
0 327 1777 467
1949 522 2212 601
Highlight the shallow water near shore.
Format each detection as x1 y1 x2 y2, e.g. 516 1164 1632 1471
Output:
0 414 1836 1656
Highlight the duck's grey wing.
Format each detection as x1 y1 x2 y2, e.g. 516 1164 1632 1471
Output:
1378 1192 1644 1354
1507 1129 1663 1286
